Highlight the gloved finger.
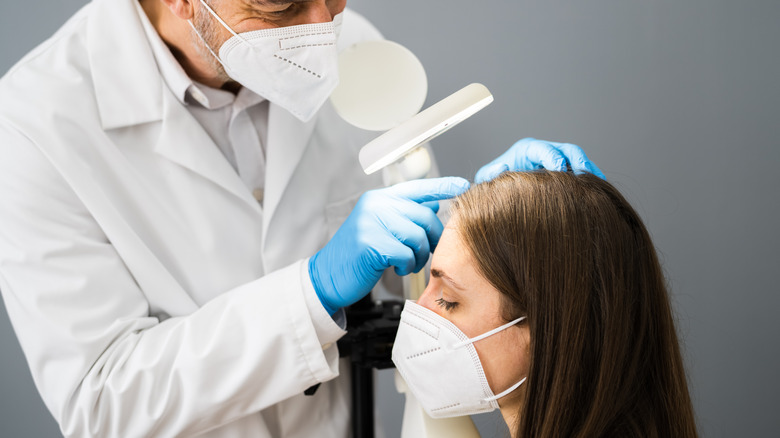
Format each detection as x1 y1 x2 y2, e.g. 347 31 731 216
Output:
385 177 470 204
420 200 440 214
379 239 417 277
388 218 431 274
589 162 606 180
361 234 416 278
474 163 509 184
549 142 606 180
522 139 569 172
474 137 535 183
475 137 571 183
393 201 446 251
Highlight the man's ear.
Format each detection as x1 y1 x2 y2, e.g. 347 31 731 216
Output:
159 0 196 20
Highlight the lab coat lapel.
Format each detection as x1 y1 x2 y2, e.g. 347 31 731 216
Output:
154 88 260 212
263 104 317 237
87 0 163 130
88 0 256 211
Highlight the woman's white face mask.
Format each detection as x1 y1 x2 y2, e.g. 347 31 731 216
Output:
189 0 343 122
392 300 527 418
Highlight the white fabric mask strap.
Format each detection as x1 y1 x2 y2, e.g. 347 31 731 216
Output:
484 376 527 403
452 316 526 349
187 20 228 68
197 0 247 43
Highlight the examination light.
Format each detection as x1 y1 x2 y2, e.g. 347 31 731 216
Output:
331 41 494 179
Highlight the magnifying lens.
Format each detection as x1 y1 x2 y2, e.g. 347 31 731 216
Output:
359 83 493 176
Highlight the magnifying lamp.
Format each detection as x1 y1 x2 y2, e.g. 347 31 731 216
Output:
358 83 493 176
331 41 494 180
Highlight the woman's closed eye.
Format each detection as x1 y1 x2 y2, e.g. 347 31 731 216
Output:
435 297 459 311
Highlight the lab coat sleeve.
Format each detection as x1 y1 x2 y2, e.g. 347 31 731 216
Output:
300 257 347 346
0 124 345 437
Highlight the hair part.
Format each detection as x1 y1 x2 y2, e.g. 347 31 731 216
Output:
452 171 697 438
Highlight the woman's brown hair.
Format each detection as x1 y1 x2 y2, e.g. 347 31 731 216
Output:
451 171 697 438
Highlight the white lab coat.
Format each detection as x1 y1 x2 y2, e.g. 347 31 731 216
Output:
0 0 400 436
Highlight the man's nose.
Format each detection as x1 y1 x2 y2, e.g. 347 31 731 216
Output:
295 1 335 25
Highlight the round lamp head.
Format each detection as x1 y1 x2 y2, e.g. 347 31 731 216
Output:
331 40 428 131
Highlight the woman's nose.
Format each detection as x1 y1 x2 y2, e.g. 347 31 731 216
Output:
416 281 440 313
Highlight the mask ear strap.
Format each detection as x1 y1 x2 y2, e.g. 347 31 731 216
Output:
197 0 247 43
452 316 526 349
188 20 228 68
484 376 527 403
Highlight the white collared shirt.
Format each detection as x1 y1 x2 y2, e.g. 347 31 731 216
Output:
135 2 268 202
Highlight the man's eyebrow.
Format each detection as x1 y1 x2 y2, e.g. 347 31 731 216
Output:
430 268 466 291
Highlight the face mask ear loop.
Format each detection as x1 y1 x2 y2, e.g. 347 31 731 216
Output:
484 376 527 403
198 0 248 44
452 316 526 349
188 20 229 69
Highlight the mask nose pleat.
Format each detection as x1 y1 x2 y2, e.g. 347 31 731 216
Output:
277 32 336 51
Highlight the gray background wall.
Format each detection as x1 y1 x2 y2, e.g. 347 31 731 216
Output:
1 0 778 437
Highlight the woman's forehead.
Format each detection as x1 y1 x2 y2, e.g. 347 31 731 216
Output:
433 222 489 291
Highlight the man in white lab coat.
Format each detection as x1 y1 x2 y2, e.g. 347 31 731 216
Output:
0 0 603 437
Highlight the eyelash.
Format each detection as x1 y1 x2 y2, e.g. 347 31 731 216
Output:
435 297 459 311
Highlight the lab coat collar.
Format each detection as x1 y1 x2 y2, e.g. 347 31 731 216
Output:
87 0 164 131
86 0 256 211
134 0 193 107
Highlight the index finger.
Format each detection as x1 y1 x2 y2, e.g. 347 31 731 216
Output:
550 142 607 180
522 139 568 171
385 177 470 204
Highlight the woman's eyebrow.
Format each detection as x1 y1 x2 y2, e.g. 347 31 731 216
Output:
430 268 466 291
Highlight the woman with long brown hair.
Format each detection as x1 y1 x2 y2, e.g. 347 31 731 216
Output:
392 170 698 437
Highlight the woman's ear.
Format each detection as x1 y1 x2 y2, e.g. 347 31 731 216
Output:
159 0 196 20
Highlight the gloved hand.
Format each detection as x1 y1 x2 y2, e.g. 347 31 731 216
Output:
475 137 606 183
309 177 470 315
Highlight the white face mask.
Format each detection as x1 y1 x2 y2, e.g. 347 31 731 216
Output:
189 1 342 122
392 300 527 418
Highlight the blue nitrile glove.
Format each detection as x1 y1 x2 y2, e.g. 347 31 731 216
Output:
475 137 606 183
309 177 470 315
